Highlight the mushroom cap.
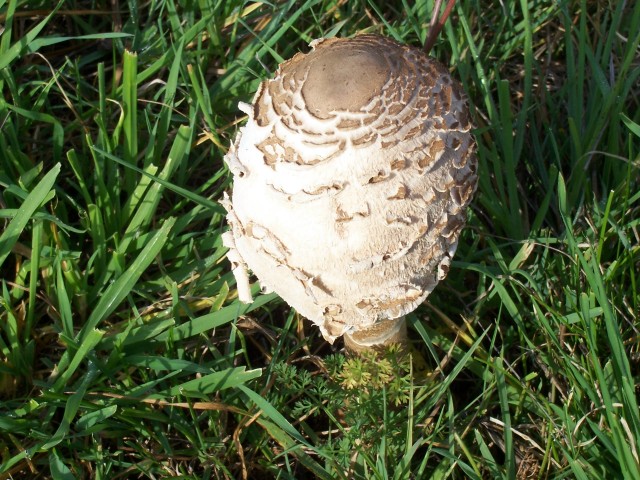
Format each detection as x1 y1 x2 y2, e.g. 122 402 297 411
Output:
223 34 477 343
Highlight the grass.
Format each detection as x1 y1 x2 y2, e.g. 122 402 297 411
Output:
0 0 639 478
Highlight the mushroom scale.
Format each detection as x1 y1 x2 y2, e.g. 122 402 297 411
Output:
222 34 477 344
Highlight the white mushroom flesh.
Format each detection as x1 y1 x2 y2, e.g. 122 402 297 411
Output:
223 34 477 343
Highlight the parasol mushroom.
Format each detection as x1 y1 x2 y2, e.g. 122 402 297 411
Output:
222 34 477 352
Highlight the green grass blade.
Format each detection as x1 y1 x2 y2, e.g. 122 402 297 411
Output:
122 49 138 193
90 146 225 214
45 358 100 448
154 292 277 342
49 449 78 480
165 367 262 396
0 163 60 268
82 217 176 337
0 1 62 70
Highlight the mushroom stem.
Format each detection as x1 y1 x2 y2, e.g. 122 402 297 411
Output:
343 316 408 354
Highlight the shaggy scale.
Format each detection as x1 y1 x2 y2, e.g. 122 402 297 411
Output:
223 34 477 346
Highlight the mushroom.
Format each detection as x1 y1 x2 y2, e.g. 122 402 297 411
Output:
222 34 477 352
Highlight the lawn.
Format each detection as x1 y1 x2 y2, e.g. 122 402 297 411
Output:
0 0 639 478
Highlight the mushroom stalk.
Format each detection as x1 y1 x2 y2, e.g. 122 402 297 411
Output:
343 316 408 354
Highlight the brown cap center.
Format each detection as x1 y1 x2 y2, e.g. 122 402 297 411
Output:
300 48 389 119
